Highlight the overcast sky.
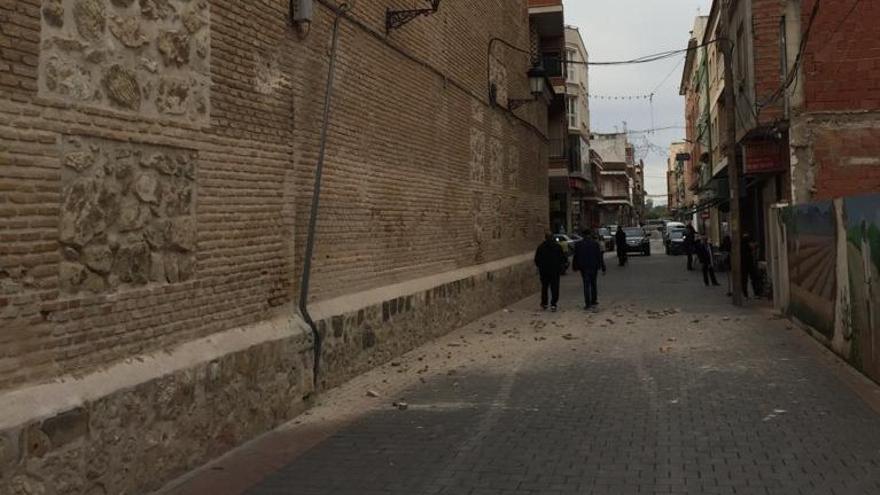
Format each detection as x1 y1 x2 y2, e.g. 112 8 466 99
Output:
565 0 712 204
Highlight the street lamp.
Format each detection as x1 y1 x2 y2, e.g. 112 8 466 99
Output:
492 65 547 110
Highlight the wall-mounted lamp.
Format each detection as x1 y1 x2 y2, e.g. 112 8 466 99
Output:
386 0 441 33
290 0 314 38
493 65 548 110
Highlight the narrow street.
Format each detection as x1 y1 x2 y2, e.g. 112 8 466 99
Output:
161 238 880 495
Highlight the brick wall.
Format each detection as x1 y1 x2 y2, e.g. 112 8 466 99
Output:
751 0 786 124
0 0 548 392
291 0 548 303
789 0 880 204
802 0 880 112
812 126 880 200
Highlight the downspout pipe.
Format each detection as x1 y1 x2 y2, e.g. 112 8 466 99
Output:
299 3 349 388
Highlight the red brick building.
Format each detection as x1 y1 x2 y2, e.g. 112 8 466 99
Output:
790 0 880 202
696 0 880 262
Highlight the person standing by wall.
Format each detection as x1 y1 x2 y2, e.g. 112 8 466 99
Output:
684 224 696 271
696 235 720 287
742 233 761 298
861 220 875 338
574 230 607 310
534 232 566 311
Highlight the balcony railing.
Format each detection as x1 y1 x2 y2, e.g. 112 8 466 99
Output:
542 55 563 78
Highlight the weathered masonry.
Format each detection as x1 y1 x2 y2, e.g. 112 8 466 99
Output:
0 1 549 493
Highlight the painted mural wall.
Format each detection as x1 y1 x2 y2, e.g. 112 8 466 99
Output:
779 194 880 383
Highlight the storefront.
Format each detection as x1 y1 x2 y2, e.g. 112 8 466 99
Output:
741 135 790 261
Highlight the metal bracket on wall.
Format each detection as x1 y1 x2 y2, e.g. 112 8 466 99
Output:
386 0 441 33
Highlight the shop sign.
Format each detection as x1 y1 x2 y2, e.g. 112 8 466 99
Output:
744 140 786 175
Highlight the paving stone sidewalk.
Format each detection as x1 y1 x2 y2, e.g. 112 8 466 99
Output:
162 242 880 495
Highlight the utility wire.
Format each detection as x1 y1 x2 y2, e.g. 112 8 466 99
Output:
626 125 686 134
650 56 686 95
550 39 725 67
758 0 822 110
815 0 862 58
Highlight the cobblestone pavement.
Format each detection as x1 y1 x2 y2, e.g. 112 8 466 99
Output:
161 240 880 495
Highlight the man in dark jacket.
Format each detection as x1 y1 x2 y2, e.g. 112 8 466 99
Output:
573 230 607 309
741 233 761 298
534 232 566 311
615 226 628 266
684 225 696 271
695 235 720 286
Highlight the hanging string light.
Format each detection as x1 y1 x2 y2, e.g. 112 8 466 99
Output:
587 92 655 100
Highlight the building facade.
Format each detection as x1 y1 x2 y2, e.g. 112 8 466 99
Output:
684 0 880 294
592 132 634 226
540 21 596 233
0 1 551 492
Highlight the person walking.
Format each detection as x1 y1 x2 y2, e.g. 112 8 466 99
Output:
573 229 607 310
695 235 720 287
684 224 696 271
615 225 628 267
534 232 566 311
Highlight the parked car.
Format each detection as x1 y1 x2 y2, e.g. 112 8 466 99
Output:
663 221 686 244
553 234 580 253
597 227 614 252
623 227 651 256
552 234 578 274
666 229 686 255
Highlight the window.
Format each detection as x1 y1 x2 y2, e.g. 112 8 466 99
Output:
564 48 577 83
736 23 748 88
567 97 578 128
780 16 789 115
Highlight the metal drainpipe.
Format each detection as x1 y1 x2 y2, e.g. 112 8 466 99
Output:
299 3 348 388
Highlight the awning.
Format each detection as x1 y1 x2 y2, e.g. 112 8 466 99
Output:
687 197 728 215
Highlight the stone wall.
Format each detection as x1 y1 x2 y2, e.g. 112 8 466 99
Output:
0 316 314 495
38 0 210 123
1 0 547 393
58 136 198 294
312 255 537 391
0 0 548 492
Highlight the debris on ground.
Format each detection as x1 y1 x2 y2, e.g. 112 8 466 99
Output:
393 401 409 411
366 390 380 398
